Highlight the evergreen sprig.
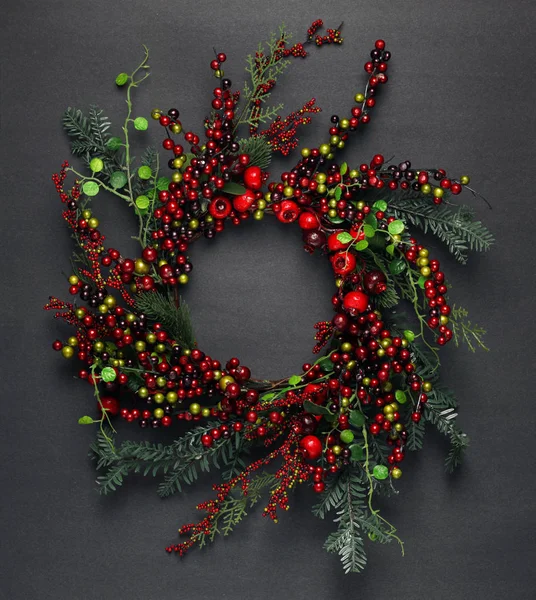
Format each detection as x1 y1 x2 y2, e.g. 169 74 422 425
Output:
238 26 292 128
134 290 195 349
237 136 273 169
322 470 368 574
449 305 489 352
198 472 278 548
423 386 469 472
390 197 494 263
90 424 245 496
63 106 125 182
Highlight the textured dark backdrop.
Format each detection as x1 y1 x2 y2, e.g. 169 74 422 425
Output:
1 0 535 598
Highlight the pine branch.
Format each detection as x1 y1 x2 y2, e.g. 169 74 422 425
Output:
323 470 368 574
423 387 469 472
405 418 426 451
449 304 489 352
134 290 195 349
312 470 345 519
63 105 125 183
90 422 243 496
237 136 273 169
390 198 494 263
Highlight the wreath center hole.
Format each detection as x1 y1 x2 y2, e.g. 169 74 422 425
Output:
182 220 334 379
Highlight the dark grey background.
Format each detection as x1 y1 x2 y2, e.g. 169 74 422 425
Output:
1 0 535 598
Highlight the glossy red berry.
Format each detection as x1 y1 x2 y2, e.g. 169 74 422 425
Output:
342 291 369 313
299 435 323 460
243 166 262 190
233 190 255 213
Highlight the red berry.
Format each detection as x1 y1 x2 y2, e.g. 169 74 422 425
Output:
299 435 323 460
330 251 357 276
343 291 369 313
99 397 120 416
209 196 232 219
298 211 320 230
232 190 255 213
243 166 262 191
276 200 300 223
201 434 213 447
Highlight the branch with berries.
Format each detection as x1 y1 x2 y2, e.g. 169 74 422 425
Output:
46 21 493 573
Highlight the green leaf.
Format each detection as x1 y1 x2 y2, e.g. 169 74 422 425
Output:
136 195 150 210
303 399 333 416
115 73 129 86
134 117 148 131
337 232 353 244
403 330 415 342
417 275 427 289
90 158 104 173
78 416 95 425
157 177 170 191
372 200 387 212
364 214 378 229
363 224 376 238
107 136 123 151
110 171 127 189
355 240 369 251
340 162 348 176
288 375 301 386
101 367 116 382
138 165 152 180
389 258 406 275
334 186 342 201
223 182 247 195
349 444 364 462
317 356 334 372
385 244 395 256
349 410 365 427
388 220 405 235
395 390 407 404
82 181 99 196
372 465 389 480
328 214 345 224
260 392 276 402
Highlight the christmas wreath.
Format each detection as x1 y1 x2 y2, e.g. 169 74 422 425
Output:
45 21 493 573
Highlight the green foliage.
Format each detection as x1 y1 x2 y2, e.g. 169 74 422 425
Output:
449 305 489 351
90 424 245 496
423 386 469 472
198 472 278 548
238 25 292 128
134 290 195 348
321 470 368 574
63 106 125 182
390 197 494 263
405 418 426 451
237 136 272 169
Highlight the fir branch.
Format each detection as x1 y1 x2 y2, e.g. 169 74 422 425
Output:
90 422 243 496
390 198 494 263
323 470 368 574
237 136 273 169
449 305 489 352
134 290 195 348
405 418 426 451
312 470 345 519
423 387 469 472
63 106 124 182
